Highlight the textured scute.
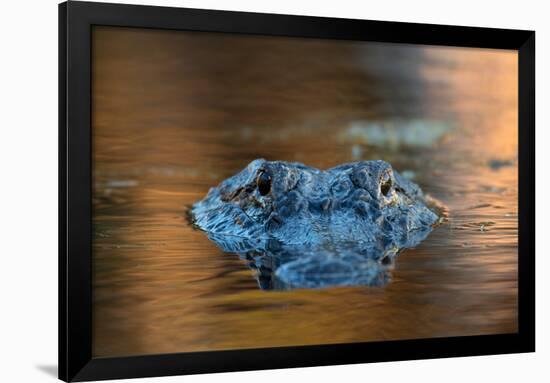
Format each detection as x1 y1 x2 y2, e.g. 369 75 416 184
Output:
191 159 440 289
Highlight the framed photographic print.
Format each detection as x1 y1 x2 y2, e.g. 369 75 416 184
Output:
59 1 535 381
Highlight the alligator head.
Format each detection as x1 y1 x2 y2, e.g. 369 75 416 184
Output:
191 159 441 289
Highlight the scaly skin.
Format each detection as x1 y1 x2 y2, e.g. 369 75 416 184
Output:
191 159 440 290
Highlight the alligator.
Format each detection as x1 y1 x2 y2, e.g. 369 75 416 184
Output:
191 159 442 290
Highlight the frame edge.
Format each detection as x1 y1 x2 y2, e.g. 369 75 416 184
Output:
62 1 95 381
60 1 536 381
517 30 535 352
59 2 68 381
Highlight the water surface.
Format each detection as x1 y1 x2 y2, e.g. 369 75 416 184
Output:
92 27 518 357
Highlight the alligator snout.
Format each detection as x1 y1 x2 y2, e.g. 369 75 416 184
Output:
190 159 442 289
192 159 439 245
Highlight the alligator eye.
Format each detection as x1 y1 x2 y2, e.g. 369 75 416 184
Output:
257 172 271 196
380 178 392 196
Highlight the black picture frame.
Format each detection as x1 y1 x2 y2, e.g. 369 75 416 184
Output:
59 1 535 381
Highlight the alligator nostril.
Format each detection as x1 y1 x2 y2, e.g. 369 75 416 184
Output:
380 178 392 196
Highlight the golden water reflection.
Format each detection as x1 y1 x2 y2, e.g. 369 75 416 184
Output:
92 27 517 357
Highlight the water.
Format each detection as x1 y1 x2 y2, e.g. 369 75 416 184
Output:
92 27 518 357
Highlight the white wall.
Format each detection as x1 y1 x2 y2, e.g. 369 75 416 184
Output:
0 0 546 381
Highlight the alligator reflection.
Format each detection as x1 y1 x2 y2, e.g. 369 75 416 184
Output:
205 228 434 290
